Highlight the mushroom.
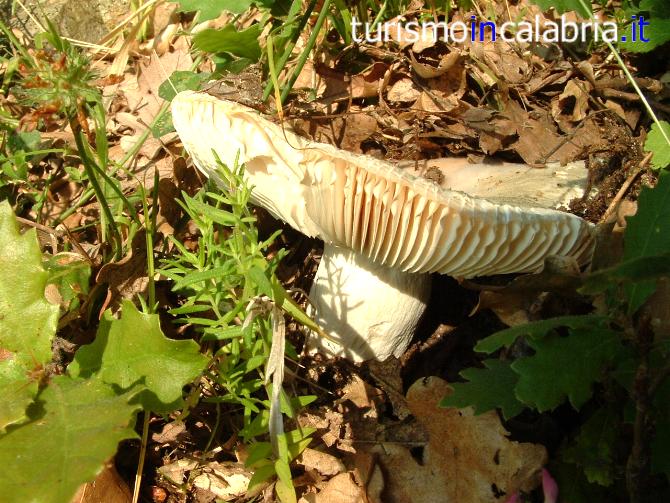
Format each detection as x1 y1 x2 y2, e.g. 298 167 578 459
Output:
171 91 595 361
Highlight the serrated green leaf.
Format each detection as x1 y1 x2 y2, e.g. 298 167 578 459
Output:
0 201 59 365
193 24 262 60
531 0 591 17
173 0 254 20
440 359 524 420
644 121 670 169
623 171 670 313
511 328 621 411
562 407 619 486
0 375 140 503
0 355 38 431
71 300 209 408
474 315 608 354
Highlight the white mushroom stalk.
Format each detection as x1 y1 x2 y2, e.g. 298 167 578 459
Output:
171 91 596 362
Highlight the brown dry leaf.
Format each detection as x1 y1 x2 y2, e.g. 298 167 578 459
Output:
551 80 592 131
351 62 389 99
478 130 506 155
368 358 411 419
369 377 546 503
298 473 366 503
152 421 187 445
70 463 131 503
191 462 252 501
298 409 355 453
124 50 193 126
388 78 421 102
338 374 383 412
525 67 571 95
298 448 346 477
409 50 460 79
384 17 437 52
470 41 530 85
96 230 149 304
292 112 378 154
504 100 601 165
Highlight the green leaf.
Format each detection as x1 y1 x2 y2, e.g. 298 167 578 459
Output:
440 359 524 420
71 300 209 408
45 252 90 312
551 459 610 502
174 0 254 20
8 130 41 152
531 0 591 17
644 120 670 169
247 460 276 490
474 315 608 354
158 71 212 102
0 375 140 503
579 252 670 295
193 24 262 60
274 459 296 503
562 407 619 486
623 170 670 313
0 355 38 431
511 328 621 411
0 201 59 365
619 18 670 53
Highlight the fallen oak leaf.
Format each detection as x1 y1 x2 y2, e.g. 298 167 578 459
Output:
368 376 547 502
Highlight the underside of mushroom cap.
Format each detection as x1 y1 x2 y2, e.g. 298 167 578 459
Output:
171 90 595 279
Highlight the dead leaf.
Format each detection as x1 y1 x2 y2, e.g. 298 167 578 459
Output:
504 100 601 165
298 448 346 477
96 230 149 305
470 41 529 85
368 377 547 503
298 473 366 503
551 80 592 131
409 51 460 79
351 63 388 99
71 463 131 503
191 462 252 502
388 78 421 102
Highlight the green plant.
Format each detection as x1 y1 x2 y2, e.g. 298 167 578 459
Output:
0 152 317 501
0 20 143 257
442 172 670 501
0 197 210 500
160 157 316 502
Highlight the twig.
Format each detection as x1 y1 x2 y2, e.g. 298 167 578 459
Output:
599 152 652 224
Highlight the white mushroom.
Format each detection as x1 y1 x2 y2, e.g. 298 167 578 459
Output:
171 91 595 361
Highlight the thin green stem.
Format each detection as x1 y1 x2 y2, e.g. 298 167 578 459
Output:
131 411 151 503
280 0 332 104
262 0 318 101
71 120 122 258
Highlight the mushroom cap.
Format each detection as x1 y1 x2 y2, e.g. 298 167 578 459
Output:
171 90 595 279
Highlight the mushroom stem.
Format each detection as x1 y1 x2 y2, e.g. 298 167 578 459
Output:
307 244 432 361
